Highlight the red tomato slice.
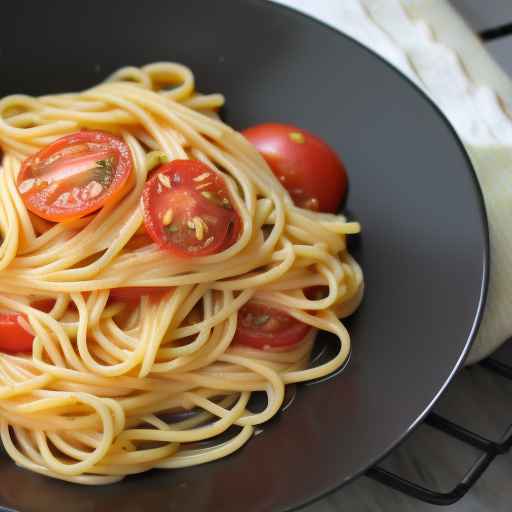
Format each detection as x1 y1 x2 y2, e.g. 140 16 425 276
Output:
233 302 311 350
242 123 348 213
109 287 172 302
0 299 55 354
142 159 241 258
17 131 133 222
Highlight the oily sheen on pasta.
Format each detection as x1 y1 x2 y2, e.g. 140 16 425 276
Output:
0 63 363 484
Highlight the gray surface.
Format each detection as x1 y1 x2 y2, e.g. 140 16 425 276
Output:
309 362 512 512
487 35 512 77
451 0 512 32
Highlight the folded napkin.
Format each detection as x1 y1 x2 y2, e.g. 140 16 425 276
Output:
272 0 512 364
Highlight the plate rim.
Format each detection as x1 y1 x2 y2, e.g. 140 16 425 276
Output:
259 1 490 509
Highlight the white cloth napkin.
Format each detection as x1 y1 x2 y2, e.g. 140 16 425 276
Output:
271 0 512 364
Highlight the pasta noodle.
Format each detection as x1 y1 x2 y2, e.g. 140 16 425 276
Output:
0 62 363 484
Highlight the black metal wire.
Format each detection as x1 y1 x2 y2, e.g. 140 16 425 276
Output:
365 351 512 505
480 357 512 381
424 413 498 453
479 22 512 41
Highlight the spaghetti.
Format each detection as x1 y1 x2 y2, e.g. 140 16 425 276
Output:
0 62 363 484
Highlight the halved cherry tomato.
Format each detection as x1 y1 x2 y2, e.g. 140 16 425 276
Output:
142 159 241 258
0 299 55 354
242 123 348 213
109 287 172 302
17 131 133 222
233 302 311 350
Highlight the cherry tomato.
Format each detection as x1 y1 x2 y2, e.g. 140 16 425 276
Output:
233 302 310 349
242 123 348 213
0 299 55 354
142 159 241 258
109 287 171 302
17 131 133 222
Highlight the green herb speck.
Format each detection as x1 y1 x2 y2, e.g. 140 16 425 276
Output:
253 314 270 326
95 156 115 186
165 224 179 233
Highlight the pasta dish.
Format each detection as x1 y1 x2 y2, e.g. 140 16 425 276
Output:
0 62 363 483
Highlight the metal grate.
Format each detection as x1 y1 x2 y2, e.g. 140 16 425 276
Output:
479 22 512 41
365 341 512 505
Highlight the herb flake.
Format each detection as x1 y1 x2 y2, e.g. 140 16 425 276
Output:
253 314 270 326
95 156 115 186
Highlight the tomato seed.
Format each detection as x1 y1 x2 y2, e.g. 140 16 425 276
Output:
157 173 172 189
192 216 207 240
55 192 71 206
162 208 174 226
87 181 103 199
19 178 36 194
193 172 210 182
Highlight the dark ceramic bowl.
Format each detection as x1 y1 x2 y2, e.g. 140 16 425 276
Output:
0 1 488 511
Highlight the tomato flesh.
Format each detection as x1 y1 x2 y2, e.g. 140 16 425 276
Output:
234 302 311 349
242 123 348 213
142 159 241 258
0 300 55 354
17 131 133 222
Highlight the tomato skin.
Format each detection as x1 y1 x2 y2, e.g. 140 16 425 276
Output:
233 302 311 350
242 123 348 213
0 300 55 354
17 131 133 222
142 159 241 258
109 287 171 302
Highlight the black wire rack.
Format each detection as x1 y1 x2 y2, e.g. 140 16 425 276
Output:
364 339 512 506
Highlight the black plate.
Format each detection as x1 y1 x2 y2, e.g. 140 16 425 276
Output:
0 1 488 511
